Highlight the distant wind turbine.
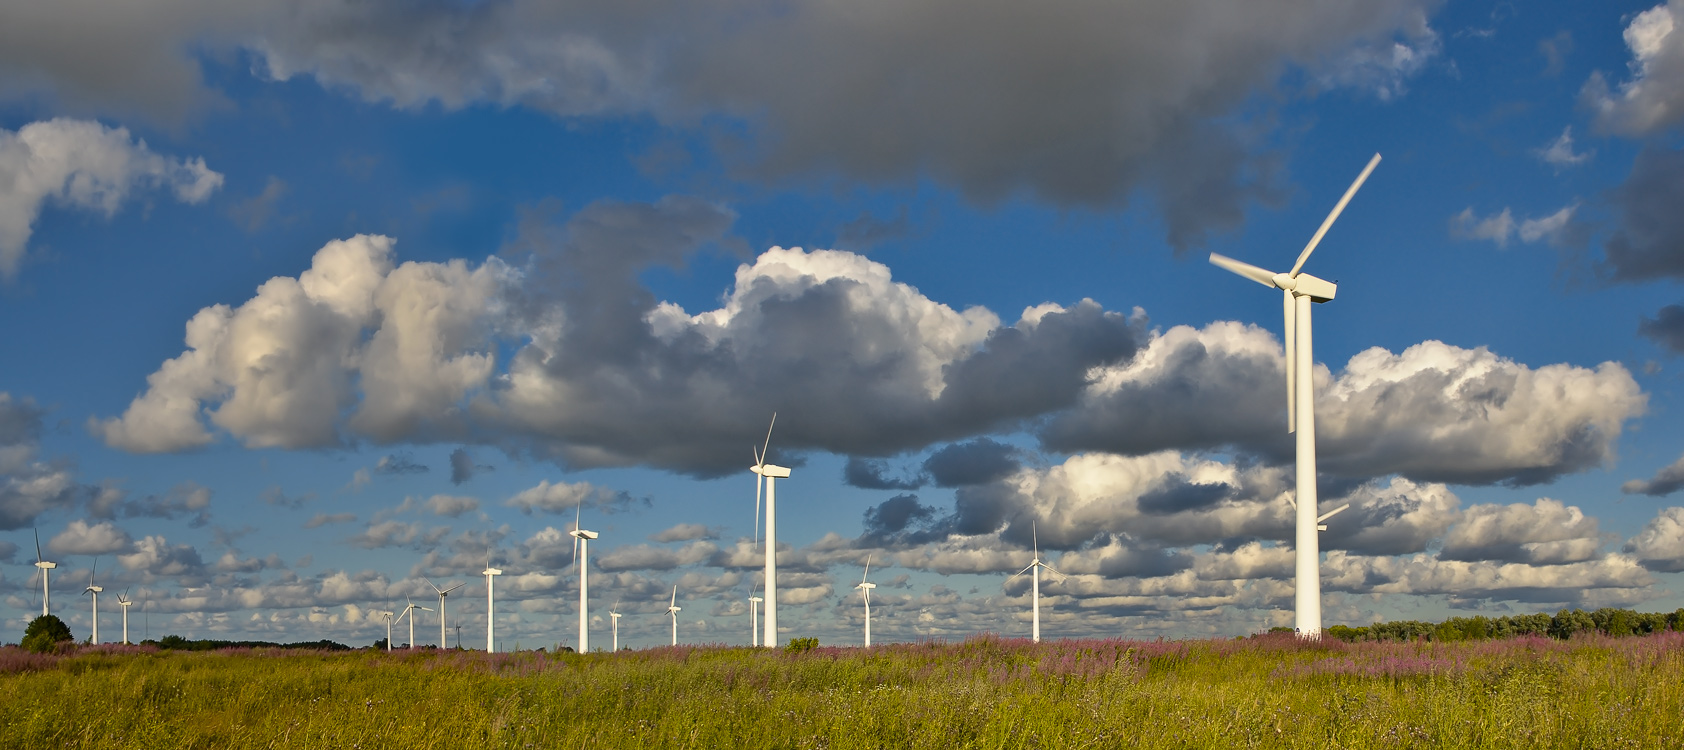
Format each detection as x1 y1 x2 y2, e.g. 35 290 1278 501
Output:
666 586 681 646
82 557 103 644
117 589 132 645
569 502 599 653
1007 522 1066 643
750 414 791 648
33 529 56 617
748 588 763 648
483 558 503 652
382 611 395 652
856 556 877 648
396 597 433 649
424 578 465 649
1208 152 1379 638
609 599 622 652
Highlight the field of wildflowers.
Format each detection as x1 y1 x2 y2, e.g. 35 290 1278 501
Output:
3 632 1681 748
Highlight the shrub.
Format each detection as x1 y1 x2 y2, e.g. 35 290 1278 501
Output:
784 637 819 654
21 615 73 654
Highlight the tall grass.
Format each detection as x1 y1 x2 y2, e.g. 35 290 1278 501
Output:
2 632 1680 748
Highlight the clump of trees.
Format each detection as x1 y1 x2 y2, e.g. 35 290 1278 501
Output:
784 637 820 653
147 635 352 651
21 615 74 653
1325 607 1684 643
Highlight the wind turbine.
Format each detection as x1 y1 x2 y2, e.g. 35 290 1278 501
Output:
453 620 463 649
569 502 599 653
82 558 103 644
856 556 877 647
609 599 622 652
666 586 681 646
117 589 132 645
1007 522 1065 643
483 558 503 652
748 588 763 648
382 611 395 652
33 529 56 617
750 414 791 648
1208 152 1379 638
396 597 433 649
424 578 465 649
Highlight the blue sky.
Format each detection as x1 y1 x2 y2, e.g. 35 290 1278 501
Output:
5 0 1684 650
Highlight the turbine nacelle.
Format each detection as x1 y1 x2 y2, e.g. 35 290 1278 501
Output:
569 528 599 540
35 561 56 569
482 567 503 576
750 464 791 478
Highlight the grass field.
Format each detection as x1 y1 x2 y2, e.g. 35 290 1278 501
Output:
3 632 1682 749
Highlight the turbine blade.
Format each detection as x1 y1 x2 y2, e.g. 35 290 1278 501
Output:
1209 253 1279 287
424 577 440 594
34 528 42 563
753 472 764 548
443 582 465 594
1032 520 1039 559
1289 152 1382 278
862 554 871 584
760 412 777 468
1284 289 1296 434
1041 562 1069 582
670 585 677 608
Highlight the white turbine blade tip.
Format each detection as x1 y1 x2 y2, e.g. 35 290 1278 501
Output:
1209 253 1279 287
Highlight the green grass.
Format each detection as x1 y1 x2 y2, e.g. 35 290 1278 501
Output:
3 633 1682 749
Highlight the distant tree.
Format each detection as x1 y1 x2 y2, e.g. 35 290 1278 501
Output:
372 638 390 650
785 637 819 653
21 615 73 653
1550 609 1596 639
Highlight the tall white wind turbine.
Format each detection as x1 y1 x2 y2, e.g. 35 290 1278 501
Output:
609 599 622 652
569 502 599 653
748 589 763 648
1006 522 1065 643
666 586 681 646
856 556 877 648
397 597 433 649
1208 152 1379 638
33 529 56 617
117 589 132 645
750 414 791 648
82 558 103 645
382 611 395 652
483 558 503 652
424 578 465 649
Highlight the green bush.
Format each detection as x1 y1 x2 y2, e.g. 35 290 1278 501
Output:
784 637 819 653
21 615 73 654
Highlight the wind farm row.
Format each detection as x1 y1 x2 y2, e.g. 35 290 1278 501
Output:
22 154 1383 650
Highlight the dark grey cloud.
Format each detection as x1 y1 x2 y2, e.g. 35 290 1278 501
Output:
1136 476 1235 515
448 448 492 485
860 494 941 545
842 458 924 491
923 439 1019 488
834 207 910 250
112 482 213 528
1602 148 1684 282
1623 454 1684 497
1639 304 1684 355
3 0 1439 247
375 452 428 475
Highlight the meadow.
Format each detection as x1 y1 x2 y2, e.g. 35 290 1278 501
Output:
3 632 1682 749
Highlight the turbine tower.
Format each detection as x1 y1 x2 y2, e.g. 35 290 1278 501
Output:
82 557 103 645
856 556 877 648
1208 152 1379 638
570 502 599 653
1006 522 1065 643
750 414 791 648
33 529 56 617
483 559 503 652
748 590 763 647
666 586 682 646
382 611 395 651
424 578 465 649
117 589 132 645
609 600 622 652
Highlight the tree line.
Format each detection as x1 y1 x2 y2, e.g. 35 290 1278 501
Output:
1318 607 1684 642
